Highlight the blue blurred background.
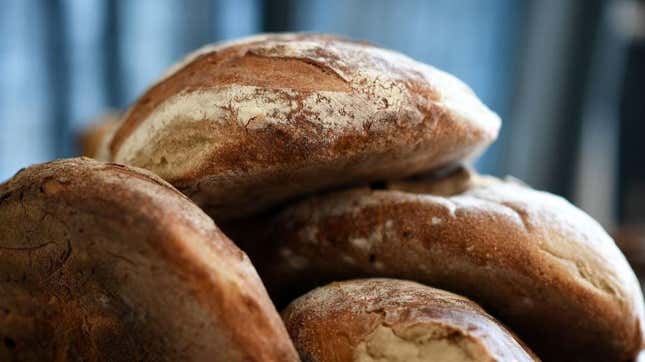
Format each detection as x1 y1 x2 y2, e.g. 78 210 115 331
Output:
1 0 644 231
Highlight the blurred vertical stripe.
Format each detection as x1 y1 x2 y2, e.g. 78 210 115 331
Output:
214 0 261 39
0 1 55 178
117 0 186 106
65 0 110 130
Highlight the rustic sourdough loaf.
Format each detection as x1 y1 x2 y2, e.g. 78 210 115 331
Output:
0 158 298 362
283 278 538 362
230 167 644 361
109 33 500 220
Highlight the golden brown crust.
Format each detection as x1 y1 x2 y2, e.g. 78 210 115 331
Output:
110 33 500 220
230 168 645 361
0 158 298 362
282 279 538 362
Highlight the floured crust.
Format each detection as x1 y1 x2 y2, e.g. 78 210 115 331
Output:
0 158 298 362
110 33 500 220
230 168 645 361
282 279 538 362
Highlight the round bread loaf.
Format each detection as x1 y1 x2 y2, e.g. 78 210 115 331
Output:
231 168 645 361
283 278 538 362
79 111 121 161
0 158 298 362
109 33 500 220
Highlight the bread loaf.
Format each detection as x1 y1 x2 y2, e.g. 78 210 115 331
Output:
79 111 121 161
109 33 500 220
283 278 539 362
0 158 298 362
231 167 644 361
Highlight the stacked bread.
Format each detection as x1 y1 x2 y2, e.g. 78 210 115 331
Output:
1 34 642 362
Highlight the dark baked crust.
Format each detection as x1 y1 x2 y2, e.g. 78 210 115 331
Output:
615 225 645 278
109 33 500 220
230 168 644 361
282 279 538 362
0 158 298 362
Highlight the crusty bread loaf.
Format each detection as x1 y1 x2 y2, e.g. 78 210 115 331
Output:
0 158 298 362
109 33 500 220
230 168 644 361
79 111 121 161
283 278 539 362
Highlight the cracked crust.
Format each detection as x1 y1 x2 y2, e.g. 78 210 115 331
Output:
0 158 298 362
282 279 538 362
229 168 645 361
109 33 500 220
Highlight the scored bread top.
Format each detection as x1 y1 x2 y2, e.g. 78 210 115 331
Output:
111 33 500 158
109 33 501 220
283 278 538 362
